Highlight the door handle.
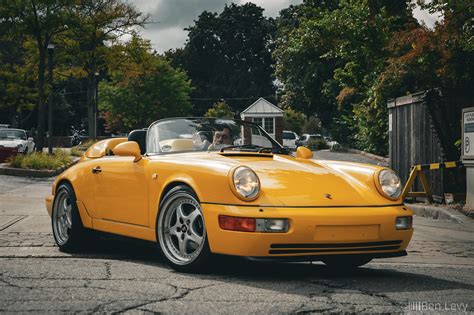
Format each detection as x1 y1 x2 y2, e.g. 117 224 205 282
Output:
92 166 102 174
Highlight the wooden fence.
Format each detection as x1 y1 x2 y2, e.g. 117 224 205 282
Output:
388 89 467 201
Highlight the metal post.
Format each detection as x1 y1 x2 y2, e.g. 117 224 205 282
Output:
47 43 55 155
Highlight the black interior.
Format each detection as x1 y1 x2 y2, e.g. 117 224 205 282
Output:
128 129 147 155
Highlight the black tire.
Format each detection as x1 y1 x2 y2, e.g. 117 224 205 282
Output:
157 185 213 273
51 183 87 252
322 256 372 269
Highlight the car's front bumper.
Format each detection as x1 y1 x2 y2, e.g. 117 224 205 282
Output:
202 203 413 259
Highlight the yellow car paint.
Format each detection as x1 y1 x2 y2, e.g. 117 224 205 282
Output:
46 138 413 258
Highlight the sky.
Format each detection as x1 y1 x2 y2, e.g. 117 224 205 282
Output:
129 0 441 53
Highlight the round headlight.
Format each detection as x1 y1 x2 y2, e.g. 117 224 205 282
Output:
231 166 260 200
378 169 402 199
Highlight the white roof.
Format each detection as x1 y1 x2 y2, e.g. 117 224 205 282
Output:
241 97 283 118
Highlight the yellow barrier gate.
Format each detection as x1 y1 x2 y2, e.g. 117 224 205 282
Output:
401 161 463 203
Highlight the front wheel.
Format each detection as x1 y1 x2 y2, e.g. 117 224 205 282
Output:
322 256 372 269
157 185 212 273
51 183 87 252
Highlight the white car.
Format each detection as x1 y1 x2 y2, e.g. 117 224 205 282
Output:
0 129 35 158
282 130 298 150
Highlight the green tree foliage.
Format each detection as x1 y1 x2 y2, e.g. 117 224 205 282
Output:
60 0 147 138
274 0 416 154
99 37 192 130
283 107 306 134
302 116 322 134
167 3 276 114
204 101 235 118
0 32 37 126
1 0 73 150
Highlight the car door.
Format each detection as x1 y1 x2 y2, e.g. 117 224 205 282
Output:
91 156 149 226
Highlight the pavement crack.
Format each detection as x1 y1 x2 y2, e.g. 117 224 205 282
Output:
104 261 112 279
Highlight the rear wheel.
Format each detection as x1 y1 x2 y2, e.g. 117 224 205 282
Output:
157 185 212 273
322 256 372 269
51 183 87 252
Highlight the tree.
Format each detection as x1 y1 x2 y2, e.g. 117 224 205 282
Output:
274 1 415 154
168 3 276 115
0 29 37 127
204 101 235 118
62 0 147 138
1 0 72 150
302 116 322 134
99 38 192 130
283 107 306 134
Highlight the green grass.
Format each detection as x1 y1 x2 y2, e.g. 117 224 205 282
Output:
9 149 73 170
70 146 85 157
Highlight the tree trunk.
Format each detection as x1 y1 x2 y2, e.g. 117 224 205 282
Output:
36 47 46 152
87 71 95 139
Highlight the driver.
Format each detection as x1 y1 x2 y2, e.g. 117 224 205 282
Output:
208 125 233 151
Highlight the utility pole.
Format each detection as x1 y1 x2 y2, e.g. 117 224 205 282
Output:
47 43 55 155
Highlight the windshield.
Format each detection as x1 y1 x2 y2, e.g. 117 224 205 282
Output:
147 118 286 154
0 129 26 140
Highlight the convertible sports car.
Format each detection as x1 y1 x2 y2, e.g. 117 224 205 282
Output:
46 118 413 272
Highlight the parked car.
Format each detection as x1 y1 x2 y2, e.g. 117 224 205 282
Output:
296 133 325 148
282 130 298 150
45 117 413 273
0 128 35 162
323 136 340 149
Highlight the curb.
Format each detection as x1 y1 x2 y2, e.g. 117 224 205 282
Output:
0 158 79 178
407 203 470 224
347 149 389 164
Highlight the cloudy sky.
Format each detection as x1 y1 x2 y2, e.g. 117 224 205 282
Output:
129 0 441 53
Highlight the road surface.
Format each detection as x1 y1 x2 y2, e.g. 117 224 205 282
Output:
0 151 472 313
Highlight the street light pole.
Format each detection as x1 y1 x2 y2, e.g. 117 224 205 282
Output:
47 43 55 155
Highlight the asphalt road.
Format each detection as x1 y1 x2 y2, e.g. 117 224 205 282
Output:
0 151 473 313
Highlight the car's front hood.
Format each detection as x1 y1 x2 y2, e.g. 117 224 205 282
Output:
223 154 392 206
0 139 24 148
157 152 397 207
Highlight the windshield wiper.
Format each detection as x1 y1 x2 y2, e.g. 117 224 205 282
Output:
220 145 290 155
220 145 264 152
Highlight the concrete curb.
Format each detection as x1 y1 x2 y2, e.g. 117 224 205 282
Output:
347 149 389 164
407 203 471 224
0 158 79 178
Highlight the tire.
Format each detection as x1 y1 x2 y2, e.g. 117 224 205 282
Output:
322 256 372 269
51 183 87 252
157 185 212 273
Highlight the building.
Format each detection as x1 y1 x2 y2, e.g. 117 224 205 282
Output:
240 97 284 144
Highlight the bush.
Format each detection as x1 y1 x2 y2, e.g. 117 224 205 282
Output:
70 146 85 157
9 150 72 170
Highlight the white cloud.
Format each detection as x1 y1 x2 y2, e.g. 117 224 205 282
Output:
129 0 441 53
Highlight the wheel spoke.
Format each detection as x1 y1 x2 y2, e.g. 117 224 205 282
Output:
188 229 203 245
187 208 201 225
178 237 187 256
165 223 179 236
176 204 185 222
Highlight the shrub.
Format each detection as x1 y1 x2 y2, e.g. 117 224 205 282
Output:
71 146 85 157
9 151 72 170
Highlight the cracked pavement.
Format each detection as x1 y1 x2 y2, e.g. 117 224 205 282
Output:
1 150 474 313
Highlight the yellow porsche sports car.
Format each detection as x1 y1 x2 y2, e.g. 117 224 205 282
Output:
46 118 413 272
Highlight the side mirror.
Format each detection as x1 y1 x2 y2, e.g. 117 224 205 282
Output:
113 141 142 162
27 137 33 142
296 146 313 159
